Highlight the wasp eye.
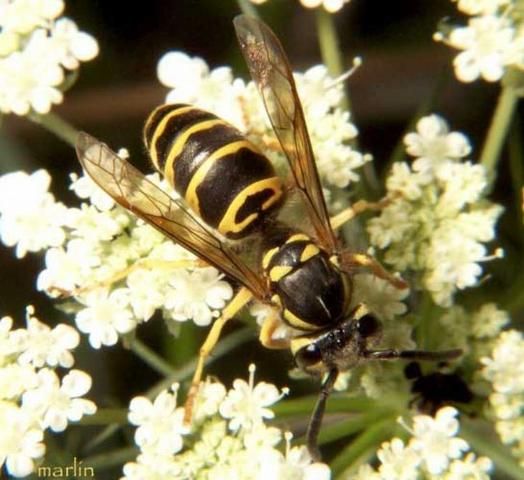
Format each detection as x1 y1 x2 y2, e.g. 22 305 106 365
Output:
295 343 322 369
356 314 381 338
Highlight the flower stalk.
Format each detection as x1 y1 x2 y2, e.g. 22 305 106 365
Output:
480 84 520 181
315 9 347 109
126 336 177 377
28 111 79 148
237 0 260 18
330 416 398 477
460 418 524 480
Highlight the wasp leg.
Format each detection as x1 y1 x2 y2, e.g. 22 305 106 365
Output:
51 258 203 298
184 287 253 425
329 197 393 231
341 252 408 290
259 311 290 350
306 368 339 461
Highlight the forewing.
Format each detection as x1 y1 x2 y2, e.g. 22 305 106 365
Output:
234 15 337 252
76 132 268 299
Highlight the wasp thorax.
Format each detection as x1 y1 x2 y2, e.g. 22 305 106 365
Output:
262 232 352 333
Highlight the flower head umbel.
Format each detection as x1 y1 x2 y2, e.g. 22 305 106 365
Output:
0 307 96 477
0 0 98 115
348 407 492 479
367 114 503 306
219 363 288 432
121 365 328 480
436 1 524 82
0 165 237 347
0 170 68 258
481 329 524 467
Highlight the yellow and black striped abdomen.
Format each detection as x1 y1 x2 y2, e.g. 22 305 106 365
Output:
144 104 284 238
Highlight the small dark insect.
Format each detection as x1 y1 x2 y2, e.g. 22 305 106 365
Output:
76 14 462 460
405 362 473 415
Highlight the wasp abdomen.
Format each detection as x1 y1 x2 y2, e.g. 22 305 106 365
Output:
144 104 284 238
263 234 351 330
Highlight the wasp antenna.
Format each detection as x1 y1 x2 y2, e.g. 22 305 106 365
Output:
365 349 462 362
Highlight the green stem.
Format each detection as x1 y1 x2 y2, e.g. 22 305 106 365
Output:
78 408 128 426
273 394 378 417
146 326 253 397
315 9 348 111
501 269 524 315
479 85 519 181
317 408 395 445
81 447 138 470
461 418 524 480
508 115 524 230
330 416 397 477
237 0 259 17
27 111 79 147
128 336 177 377
415 291 437 351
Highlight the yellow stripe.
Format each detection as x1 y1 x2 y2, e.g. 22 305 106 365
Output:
148 105 195 171
269 265 292 282
217 177 282 236
184 140 255 214
284 309 317 330
290 336 314 356
300 244 320 263
329 255 340 267
263 247 280 270
271 294 282 306
165 118 225 186
286 234 309 244
342 274 352 313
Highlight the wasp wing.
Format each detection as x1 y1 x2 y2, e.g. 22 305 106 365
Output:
76 132 268 299
234 14 338 252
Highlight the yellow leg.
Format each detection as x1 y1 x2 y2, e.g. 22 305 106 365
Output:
330 197 394 231
52 258 204 298
183 287 253 425
341 252 408 290
259 311 290 350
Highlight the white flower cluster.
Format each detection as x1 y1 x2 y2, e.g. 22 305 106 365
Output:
0 0 98 115
157 51 369 193
121 364 330 480
348 407 492 479
249 0 350 13
0 168 234 349
367 114 503 306
481 329 524 467
436 303 509 361
435 0 524 82
0 306 96 478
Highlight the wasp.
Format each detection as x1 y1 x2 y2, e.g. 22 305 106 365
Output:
76 15 461 459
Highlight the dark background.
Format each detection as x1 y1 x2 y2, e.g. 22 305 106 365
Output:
0 1 520 475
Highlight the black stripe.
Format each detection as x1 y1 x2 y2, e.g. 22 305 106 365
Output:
173 124 245 195
156 109 218 174
235 189 276 223
196 148 276 229
143 104 188 151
